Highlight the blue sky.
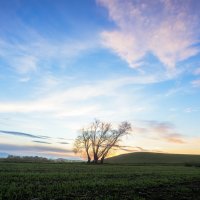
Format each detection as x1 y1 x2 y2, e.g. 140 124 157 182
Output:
0 0 200 158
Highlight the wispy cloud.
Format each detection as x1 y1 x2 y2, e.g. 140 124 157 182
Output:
194 67 200 75
113 145 146 152
184 107 200 113
58 142 69 145
112 145 163 155
57 137 73 141
0 70 178 117
149 121 185 144
0 143 71 154
191 79 200 88
98 0 200 68
0 28 97 75
14 55 38 74
0 130 49 139
32 140 51 144
134 120 185 144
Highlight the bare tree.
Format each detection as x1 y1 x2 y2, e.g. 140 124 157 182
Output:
73 128 91 163
73 120 132 164
97 121 132 164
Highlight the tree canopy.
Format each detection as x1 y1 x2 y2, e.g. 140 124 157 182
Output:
73 119 132 164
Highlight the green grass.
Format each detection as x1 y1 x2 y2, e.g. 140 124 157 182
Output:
0 162 200 199
105 152 200 164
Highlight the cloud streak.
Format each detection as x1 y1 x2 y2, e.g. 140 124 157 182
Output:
0 143 72 154
134 120 185 144
58 142 69 145
0 130 49 139
32 141 51 144
98 0 200 68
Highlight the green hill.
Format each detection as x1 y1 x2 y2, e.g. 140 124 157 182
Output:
105 152 200 164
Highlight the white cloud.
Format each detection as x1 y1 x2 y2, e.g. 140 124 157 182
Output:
98 0 200 69
0 73 165 116
101 31 145 67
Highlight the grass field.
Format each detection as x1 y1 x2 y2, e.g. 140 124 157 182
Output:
0 162 200 200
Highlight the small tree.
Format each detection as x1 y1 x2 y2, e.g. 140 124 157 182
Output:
73 119 132 164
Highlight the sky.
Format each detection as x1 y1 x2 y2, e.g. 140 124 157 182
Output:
0 0 200 159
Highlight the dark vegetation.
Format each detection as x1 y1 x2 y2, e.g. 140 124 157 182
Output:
0 155 50 163
106 152 200 165
0 155 78 163
1 159 200 200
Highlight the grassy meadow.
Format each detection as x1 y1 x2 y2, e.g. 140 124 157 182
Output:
0 161 200 200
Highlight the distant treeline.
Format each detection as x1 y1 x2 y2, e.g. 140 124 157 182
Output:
0 155 81 163
0 155 52 163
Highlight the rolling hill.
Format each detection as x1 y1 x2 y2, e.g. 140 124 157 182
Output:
105 152 200 164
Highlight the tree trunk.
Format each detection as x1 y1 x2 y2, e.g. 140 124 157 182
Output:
100 156 105 164
87 157 91 164
93 153 98 164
